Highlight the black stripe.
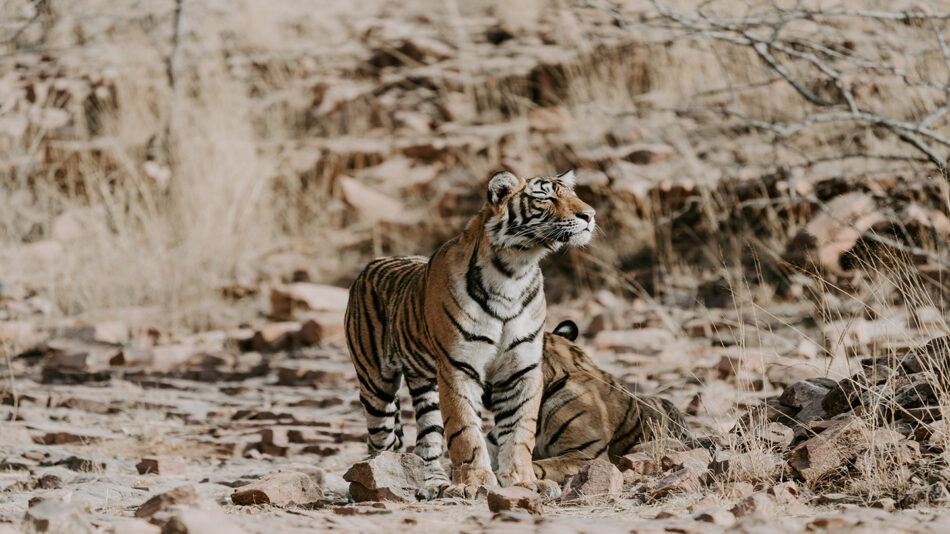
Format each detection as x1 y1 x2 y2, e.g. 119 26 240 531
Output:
408 382 435 398
562 438 601 455
491 254 515 277
443 303 495 344
493 404 521 424
447 425 469 450
416 425 444 439
493 362 539 391
446 354 482 382
543 373 569 400
548 412 584 444
368 425 393 434
415 404 440 417
360 395 395 418
505 326 542 353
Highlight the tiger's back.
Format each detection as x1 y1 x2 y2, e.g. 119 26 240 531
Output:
488 321 690 484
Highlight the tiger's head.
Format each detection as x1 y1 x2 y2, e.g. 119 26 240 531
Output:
484 170 595 251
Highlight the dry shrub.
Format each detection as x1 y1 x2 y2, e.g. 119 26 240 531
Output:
0 63 278 331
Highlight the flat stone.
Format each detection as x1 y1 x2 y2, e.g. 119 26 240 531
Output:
787 415 867 481
649 468 702 498
135 485 199 518
343 452 424 502
660 448 711 474
617 453 655 475
105 519 161 534
486 486 543 514
162 509 248 534
729 492 777 518
23 500 95 533
560 459 623 502
231 471 322 507
136 456 187 475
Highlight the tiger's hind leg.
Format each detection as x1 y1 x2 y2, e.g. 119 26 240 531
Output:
357 364 406 454
406 374 449 499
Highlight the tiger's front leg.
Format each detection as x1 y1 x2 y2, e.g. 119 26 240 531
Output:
438 356 497 498
489 336 543 490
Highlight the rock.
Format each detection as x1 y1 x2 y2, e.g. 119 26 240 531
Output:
250 322 301 352
787 415 867 481
621 143 675 165
594 328 674 355
688 495 719 513
560 459 623 502
616 453 655 476
136 456 187 475
778 379 832 410
162 509 248 534
722 481 755 500
692 508 735 526
486 486 543 514
649 468 702 498
817 493 862 505
135 485 199 518
660 448 711 475
299 313 345 344
40 337 122 379
872 497 896 511
231 471 322 507
23 500 95 533
628 438 687 457
106 520 161 534
752 422 794 449
269 283 349 320
31 424 115 446
342 452 424 502
339 177 418 224
333 503 391 516
729 493 777 518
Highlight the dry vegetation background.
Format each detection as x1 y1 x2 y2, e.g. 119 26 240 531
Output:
6 0 950 532
2 0 950 332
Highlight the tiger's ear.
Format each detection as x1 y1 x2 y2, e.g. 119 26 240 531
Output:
554 169 576 190
552 320 579 341
487 171 522 205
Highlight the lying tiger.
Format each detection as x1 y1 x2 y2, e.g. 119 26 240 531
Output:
345 170 595 498
487 320 691 486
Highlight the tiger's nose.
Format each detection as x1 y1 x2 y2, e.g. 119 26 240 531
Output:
576 210 595 223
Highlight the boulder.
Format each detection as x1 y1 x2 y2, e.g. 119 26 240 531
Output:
230 471 323 507
343 452 424 502
560 459 623 502
486 486 543 514
787 415 867 481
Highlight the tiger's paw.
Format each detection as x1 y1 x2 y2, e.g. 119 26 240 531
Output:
441 468 496 499
416 479 449 501
510 478 560 499
441 483 483 500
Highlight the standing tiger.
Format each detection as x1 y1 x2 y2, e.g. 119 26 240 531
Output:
345 170 595 498
487 320 691 486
